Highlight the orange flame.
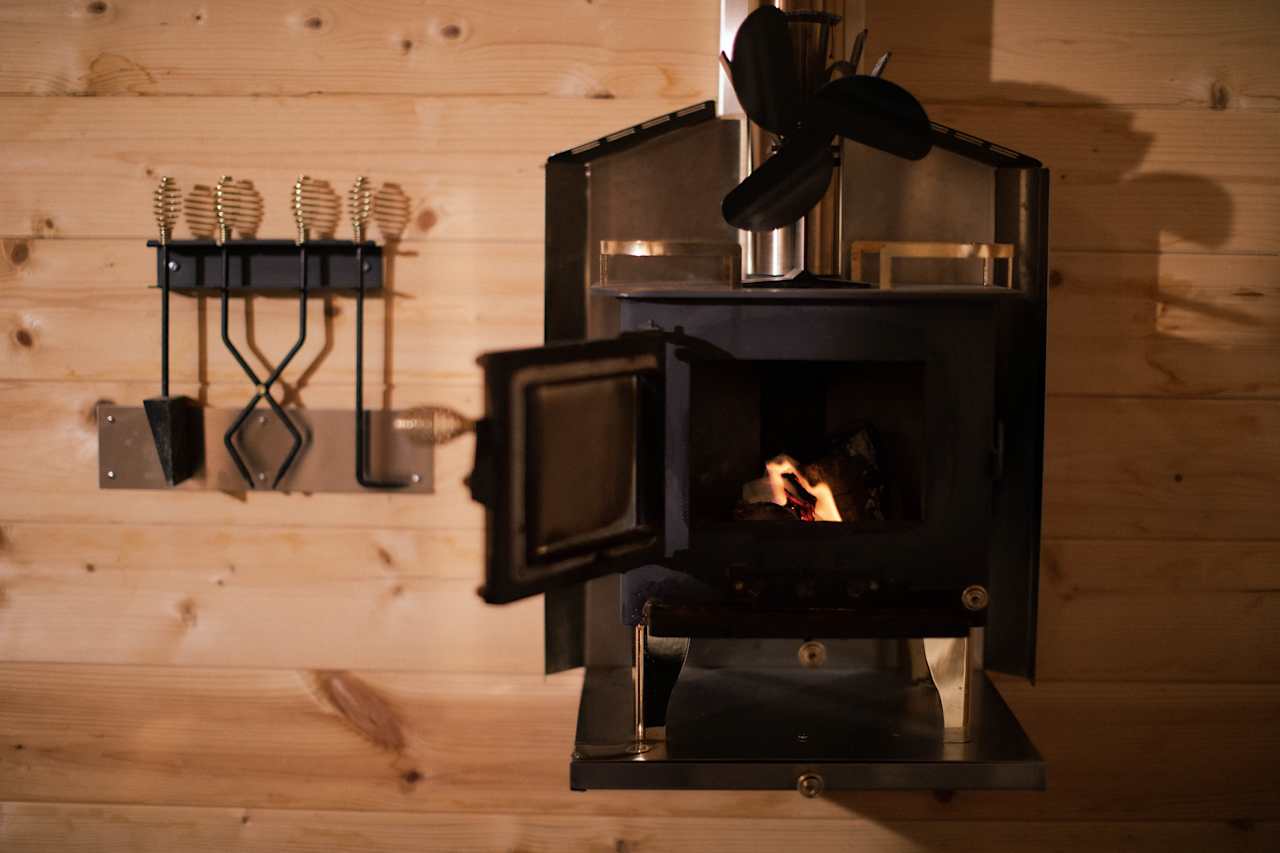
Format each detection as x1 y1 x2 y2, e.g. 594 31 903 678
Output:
764 455 843 522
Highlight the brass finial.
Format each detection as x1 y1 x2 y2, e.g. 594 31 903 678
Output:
153 176 182 245
214 176 263 245
292 175 340 244
348 176 374 243
393 405 476 446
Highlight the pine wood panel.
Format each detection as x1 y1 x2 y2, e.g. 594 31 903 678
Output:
1 665 1277 821
3 0 1277 115
2 98 1277 254
5 241 1279 398
1 803 1274 853
0 0 718 99
4 381 1279 540
2 523 1274 680
868 0 1280 111
1047 251 1280 399
1042 396 1280 540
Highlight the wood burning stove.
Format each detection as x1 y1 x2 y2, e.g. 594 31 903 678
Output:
466 3 1048 794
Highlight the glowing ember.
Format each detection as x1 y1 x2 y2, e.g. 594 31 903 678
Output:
765 455 843 522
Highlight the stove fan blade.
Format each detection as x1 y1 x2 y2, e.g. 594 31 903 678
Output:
728 5 801 135
813 74 932 161
722 129 834 232
721 10 935 232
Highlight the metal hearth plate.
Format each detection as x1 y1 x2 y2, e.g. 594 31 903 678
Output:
571 666 1044 791
98 405 434 494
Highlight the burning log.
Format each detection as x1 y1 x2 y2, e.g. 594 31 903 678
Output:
736 425 886 523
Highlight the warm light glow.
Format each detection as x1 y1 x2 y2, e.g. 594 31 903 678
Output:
765 455 843 522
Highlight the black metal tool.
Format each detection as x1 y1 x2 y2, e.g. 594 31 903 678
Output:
215 174 306 490
349 176 409 489
719 8 933 232
143 176 203 486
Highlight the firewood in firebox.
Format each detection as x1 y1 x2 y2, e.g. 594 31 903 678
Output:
734 424 886 522
803 426 886 522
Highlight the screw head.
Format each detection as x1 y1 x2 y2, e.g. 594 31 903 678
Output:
797 772 824 798
256 472 267 482
106 470 116 479
257 415 268 426
167 260 180 272
105 414 115 424
962 585 989 611
410 473 422 484
361 261 372 273
798 641 827 669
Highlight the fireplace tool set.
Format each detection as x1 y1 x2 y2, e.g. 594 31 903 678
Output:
97 175 443 493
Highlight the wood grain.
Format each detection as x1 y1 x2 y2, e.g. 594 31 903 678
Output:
869 0 1280 111
4 381 1279 541
1 803 1274 853
2 98 1276 253
1042 396 1280 540
2 523 1274 679
0 665 1277 821
1047 251 1280 398
4 241 1278 398
0 0 717 99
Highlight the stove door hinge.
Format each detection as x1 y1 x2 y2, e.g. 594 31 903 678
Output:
991 419 1005 481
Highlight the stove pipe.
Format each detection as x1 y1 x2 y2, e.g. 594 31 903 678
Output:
719 0 863 279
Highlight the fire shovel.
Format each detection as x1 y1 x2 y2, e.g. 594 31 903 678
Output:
145 176 203 486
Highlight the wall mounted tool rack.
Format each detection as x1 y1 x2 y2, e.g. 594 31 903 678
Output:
99 232 434 495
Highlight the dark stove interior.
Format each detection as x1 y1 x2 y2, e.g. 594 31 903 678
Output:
690 359 925 528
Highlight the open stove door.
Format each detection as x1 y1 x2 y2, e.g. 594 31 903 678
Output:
471 333 666 604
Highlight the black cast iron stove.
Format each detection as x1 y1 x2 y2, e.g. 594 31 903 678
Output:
467 1 1048 795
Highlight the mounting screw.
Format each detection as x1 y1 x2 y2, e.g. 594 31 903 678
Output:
167 260 180 272
796 732 809 743
105 414 115 424
361 261 372 273
962 585 989 611
410 473 422 484
256 472 267 482
797 772 824 798
257 415 268 426
798 641 827 669
106 470 116 480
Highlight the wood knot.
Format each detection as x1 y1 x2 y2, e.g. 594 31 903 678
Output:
1209 81 1231 110
12 327 33 348
8 240 29 266
402 769 422 785
177 597 198 628
415 209 438 233
1173 472 1184 483
439 23 462 40
311 671 406 753
304 15 324 30
400 39 413 54
589 90 617 100
87 1 108 14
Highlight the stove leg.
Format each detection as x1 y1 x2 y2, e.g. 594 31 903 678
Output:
627 621 651 754
924 628 983 743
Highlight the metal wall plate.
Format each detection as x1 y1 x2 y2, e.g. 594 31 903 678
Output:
99 405 433 493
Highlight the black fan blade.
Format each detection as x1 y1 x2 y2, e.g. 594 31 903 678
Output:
811 74 932 161
730 5 800 134
722 131 834 232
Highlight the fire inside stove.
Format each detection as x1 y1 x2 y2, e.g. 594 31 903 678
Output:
691 360 924 528
737 427 885 523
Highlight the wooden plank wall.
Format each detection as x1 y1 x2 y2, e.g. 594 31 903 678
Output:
0 0 1277 849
